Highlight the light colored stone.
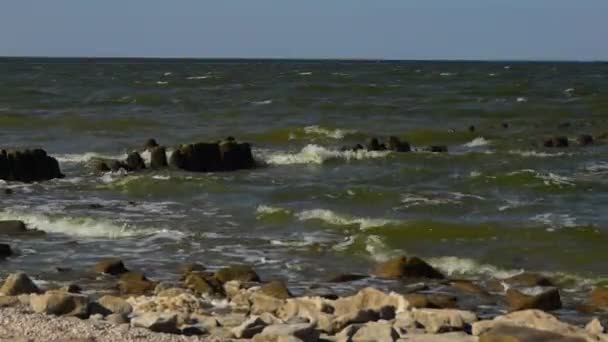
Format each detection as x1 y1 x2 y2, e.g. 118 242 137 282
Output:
412 308 477 333
0 295 20 307
0 273 40 295
97 295 133 315
254 323 319 342
398 331 478 341
232 316 268 338
333 287 410 316
106 313 130 325
393 311 416 337
30 290 89 317
277 296 338 333
479 324 585 342
130 312 179 334
156 287 188 297
252 292 286 315
586 318 604 335
351 321 399 342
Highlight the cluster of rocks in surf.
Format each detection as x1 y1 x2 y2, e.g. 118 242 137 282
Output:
0 148 64 183
341 136 449 154
3 221 608 341
542 134 596 148
91 137 256 174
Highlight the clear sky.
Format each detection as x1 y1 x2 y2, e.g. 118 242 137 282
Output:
1 0 607 61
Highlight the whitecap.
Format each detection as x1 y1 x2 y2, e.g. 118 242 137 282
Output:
295 208 396 230
302 125 357 140
298 72 312 76
462 137 490 148
516 97 528 103
429 256 521 279
507 150 569 158
0 210 177 238
55 152 126 164
251 99 273 106
186 75 211 80
163 72 172 76
260 144 390 165
531 213 578 229
156 81 168 85
256 205 292 216
440 72 455 77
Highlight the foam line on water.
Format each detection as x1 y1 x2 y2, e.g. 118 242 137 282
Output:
260 144 390 165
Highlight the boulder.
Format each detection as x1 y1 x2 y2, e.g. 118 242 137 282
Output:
471 310 585 337
0 273 40 295
156 287 189 298
398 331 478 341
90 159 111 173
403 293 458 309
506 288 561 312
277 297 337 333
131 312 179 334
589 287 608 308
0 220 43 237
585 318 604 335
106 313 130 325
577 135 594 146
119 273 156 296
479 324 585 342
125 151 146 171
30 290 89 317
387 136 411 152
253 323 319 342
0 243 13 257
170 139 255 172
450 280 489 295
185 272 224 296
373 256 444 279
93 258 128 275
412 308 477 333
333 287 410 319
0 149 64 182
215 264 260 283
366 138 384 151
251 293 286 315
543 136 569 148
144 138 159 150
351 321 399 342
97 295 133 316
260 280 292 299
149 146 168 169
179 262 206 279
232 316 268 339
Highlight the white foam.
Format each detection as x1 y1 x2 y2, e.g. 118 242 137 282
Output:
0 210 176 238
463 137 490 148
429 256 522 279
295 208 396 230
440 72 455 77
255 205 292 216
508 150 569 158
55 152 126 164
302 125 357 140
261 144 390 165
298 72 312 76
251 99 273 106
516 97 528 103
531 213 578 229
156 81 168 85
186 75 211 80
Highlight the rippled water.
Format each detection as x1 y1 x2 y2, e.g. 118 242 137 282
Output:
1 58 607 296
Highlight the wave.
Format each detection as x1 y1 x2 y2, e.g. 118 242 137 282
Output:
186 75 211 80
0 210 175 238
251 99 273 106
429 256 522 279
507 150 570 158
260 144 390 165
531 213 578 230
295 208 396 230
301 125 357 140
462 137 491 148
255 205 292 220
55 152 127 164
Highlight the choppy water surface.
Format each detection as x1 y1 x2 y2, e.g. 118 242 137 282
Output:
1 58 607 301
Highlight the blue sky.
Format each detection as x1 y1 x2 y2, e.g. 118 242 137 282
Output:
1 0 607 60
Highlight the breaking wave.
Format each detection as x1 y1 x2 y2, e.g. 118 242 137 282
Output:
260 144 390 165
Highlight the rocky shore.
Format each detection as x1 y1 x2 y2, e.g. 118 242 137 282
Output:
2 224 608 341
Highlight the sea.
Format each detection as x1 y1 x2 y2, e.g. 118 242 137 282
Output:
1 58 607 316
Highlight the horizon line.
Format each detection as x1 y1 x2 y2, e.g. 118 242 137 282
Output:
0 55 606 63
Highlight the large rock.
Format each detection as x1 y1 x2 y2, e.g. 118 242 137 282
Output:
118 272 156 295
403 293 458 309
333 287 409 320
589 287 608 308
251 293 286 315
506 288 561 312
0 220 43 237
412 308 477 333
543 136 569 148
0 272 40 295
387 136 411 152
0 149 64 182
351 321 399 342
185 272 224 296
30 290 89 317
253 323 319 342
479 324 585 342
125 151 146 171
259 280 292 300
488 273 554 292
471 310 586 338
149 146 168 169
97 295 133 315
93 258 128 275
277 297 338 333
131 312 179 334
169 139 255 172
232 316 268 339
373 256 444 279
214 264 260 283
577 135 594 146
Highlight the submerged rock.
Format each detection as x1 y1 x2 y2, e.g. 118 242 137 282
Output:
424 145 448 153
259 280 292 300
125 151 146 171
543 136 569 148
144 138 159 150
93 258 129 275
0 220 44 237
373 256 444 279
0 243 13 257
185 272 224 296
215 264 260 283
0 148 64 182
577 134 594 146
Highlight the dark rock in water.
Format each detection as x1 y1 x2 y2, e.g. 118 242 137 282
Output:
119 275 156 295
326 273 369 283
219 140 255 171
504 273 554 287
468 125 476 132
403 293 458 309
94 258 129 275
0 149 64 182
353 144 364 151
91 159 111 173
179 262 206 280
505 287 562 312
0 243 13 257
373 256 444 279
557 122 572 129
150 146 168 169
577 134 594 146
144 138 159 150
387 136 411 152
170 139 255 172
425 146 448 153
0 272 41 295
125 151 146 171
0 220 44 237
502 122 509 129
366 138 383 151
543 136 569 148
214 264 260 283
450 279 489 295
4 188 13 195
109 160 128 172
